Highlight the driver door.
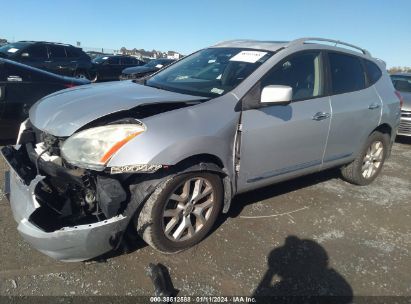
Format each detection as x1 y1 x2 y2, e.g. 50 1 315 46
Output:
237 51 332 192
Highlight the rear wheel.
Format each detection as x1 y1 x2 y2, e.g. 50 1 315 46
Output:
74 70 89 80
134 172 223 253
90 72 99 83
341 131 389 185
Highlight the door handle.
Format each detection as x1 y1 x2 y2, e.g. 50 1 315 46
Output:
312 112 330 121
7 76 22 82
368 103 380 110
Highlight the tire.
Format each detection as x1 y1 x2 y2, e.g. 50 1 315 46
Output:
90 72 99 83
134 172 223 253
341 131 389 185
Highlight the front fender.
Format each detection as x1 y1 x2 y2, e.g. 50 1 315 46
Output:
106 94 240 174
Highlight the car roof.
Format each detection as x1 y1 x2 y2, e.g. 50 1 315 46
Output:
17 40 78 48
212 37 373 58
212 40 289 52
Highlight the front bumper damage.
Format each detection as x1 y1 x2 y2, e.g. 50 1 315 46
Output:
1 123 233 262
2 145 130 262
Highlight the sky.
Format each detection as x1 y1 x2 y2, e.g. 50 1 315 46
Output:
1 0 410 67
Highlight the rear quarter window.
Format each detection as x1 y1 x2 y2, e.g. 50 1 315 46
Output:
329 52 366 94
364 60 382 85
66 47 84 58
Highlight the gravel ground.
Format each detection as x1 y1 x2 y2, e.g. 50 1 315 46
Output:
0 138 410 298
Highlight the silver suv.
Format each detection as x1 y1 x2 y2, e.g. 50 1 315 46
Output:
2 38 401 261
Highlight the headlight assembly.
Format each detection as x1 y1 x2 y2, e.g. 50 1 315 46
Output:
61 124 145 170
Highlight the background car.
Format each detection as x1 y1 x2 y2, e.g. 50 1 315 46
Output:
90 55 145 82
391 74 411 136
120 58 175 80
0 58 90 140
0 41 93 80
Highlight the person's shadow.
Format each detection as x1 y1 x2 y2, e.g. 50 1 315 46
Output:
253 236 353 304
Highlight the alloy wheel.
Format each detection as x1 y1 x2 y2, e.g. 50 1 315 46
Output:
162 177 215 242
362 140 384 178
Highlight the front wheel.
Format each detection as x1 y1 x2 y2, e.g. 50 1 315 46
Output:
134 172 223 253
341 131 389 185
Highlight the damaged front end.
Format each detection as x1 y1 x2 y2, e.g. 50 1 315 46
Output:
1 123 133 261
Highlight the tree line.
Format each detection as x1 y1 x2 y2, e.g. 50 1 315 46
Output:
388 67 411 74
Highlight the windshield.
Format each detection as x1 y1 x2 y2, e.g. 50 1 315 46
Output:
391 75 411 93
145 48 273 97
0 42 30 57
92 56 110 64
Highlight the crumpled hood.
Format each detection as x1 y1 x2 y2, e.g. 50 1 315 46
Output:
29 80 205 137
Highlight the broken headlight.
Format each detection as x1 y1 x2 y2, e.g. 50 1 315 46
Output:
61 124 145 170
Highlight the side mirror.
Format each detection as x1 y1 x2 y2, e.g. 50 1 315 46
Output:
260 85 292 105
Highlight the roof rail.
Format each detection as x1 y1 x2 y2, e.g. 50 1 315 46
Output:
288 37 371 57
18 40 73 47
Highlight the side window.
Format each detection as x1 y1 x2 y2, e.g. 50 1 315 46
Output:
48 45 67 58
364 60 382 85
108 57 120 65
329 53 366 94
121 57 132 65
24 45 48 59
261 52 324 100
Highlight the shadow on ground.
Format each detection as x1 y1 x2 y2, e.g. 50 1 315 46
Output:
101 168 341 260
226 168 340 219
395 135 411 145
253 236 353 303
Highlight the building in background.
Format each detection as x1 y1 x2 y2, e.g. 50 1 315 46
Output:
0 38 8 46
120 47 182 61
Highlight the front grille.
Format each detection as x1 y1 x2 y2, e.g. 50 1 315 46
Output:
401 110 411 118
398 120 411 135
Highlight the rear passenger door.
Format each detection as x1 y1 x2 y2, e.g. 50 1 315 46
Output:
46 45 70 76
322 52 381 166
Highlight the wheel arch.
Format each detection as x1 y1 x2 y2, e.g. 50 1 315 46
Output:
123 155 234 230
372 123 392 138
371 123 393 157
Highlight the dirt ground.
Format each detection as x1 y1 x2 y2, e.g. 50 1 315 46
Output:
0 138 410 298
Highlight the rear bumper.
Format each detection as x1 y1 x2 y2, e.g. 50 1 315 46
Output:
3 149 130 262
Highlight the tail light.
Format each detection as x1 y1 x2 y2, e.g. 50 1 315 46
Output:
64 83 77 88
394 91 404 109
